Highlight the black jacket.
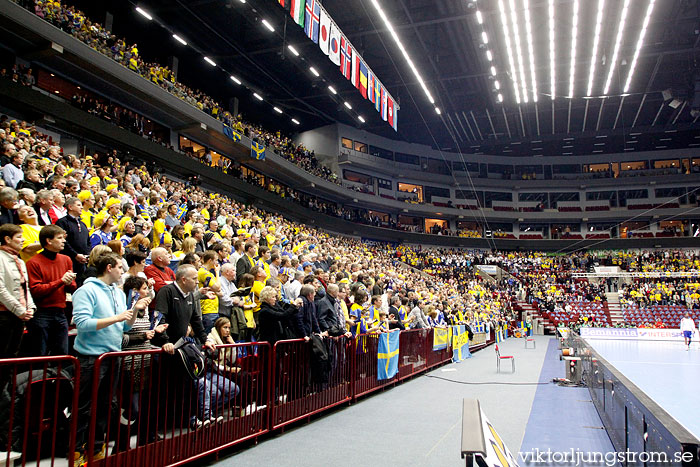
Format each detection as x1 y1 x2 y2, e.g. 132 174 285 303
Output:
388 305 404 330
315 294 341 332
235 254 255 282
55 214 90 260
154 283 208 346
295 296 320 337
258 300 299 345
0 206 18 226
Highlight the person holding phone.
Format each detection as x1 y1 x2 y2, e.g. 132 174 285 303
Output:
26 225 77 356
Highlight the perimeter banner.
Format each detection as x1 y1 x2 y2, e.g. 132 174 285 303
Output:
580 327 700 341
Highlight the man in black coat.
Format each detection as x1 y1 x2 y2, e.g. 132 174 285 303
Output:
294 284 323 339
388 296 404 331
55 197 89 283
235 242 257 282
315 283 351 337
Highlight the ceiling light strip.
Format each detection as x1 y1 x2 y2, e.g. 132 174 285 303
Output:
508 0 528 102
523 0 537 102
370 0 435 104
603 0 632 94
568 0 579 98
498 0 521 103
585 0 605 97
623 0 656 93
548 0 555 99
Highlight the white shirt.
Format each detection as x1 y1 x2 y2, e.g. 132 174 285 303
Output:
680 317 696 332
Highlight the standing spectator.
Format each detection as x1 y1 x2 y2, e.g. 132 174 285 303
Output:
0 187 19 225
144 247 176 295
2 151 24 188
34 189 54 226
71 253 149 464
0 223 35 359
164 203 181 230
284 270 303 301
25 225 76 356
17 205 42 262
198 250 222 333
56 197 90 284
235 242 257 282
408 300 430 329
48 190 67 223
294 284 322 340
218 262 237 320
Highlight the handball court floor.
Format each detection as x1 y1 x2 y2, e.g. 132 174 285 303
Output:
583 338 700 441
209 335 615 466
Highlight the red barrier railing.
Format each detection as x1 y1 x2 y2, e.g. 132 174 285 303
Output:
271 337 352 429
0 356 80 467
1 328 495 466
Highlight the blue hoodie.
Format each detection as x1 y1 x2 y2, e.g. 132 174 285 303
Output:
72 277 131 356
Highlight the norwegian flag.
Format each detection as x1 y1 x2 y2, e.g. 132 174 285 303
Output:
339 36 352 80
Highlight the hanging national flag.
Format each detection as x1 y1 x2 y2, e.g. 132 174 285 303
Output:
358 60 368 98
328 23 341 66
387 94 396 128
290 0 305 27
318 6 331 55
222 124 241 142
339 36 352 80
351 47 360 88
304 0 320 43
381 87 388 121
392 105 398 131
377 331 399 380
367 70 376 103
374 80 381 112
251 141 266 160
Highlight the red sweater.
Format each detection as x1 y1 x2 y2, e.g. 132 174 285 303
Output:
26 251 76 309
144 264 175 294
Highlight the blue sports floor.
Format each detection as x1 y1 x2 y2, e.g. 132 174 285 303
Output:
584 338 700 441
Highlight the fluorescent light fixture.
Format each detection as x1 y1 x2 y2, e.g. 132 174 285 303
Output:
568 0 579 98
497 94 504 103
369 0 435 104
203 56 216 66
524 0 537 102
498 0 520 103
135 7 152 20
273 107 283 114
230 75 241 85
358 116 366 123
344 101 352 109
253 93 263 101
603 0 631 94
509 0 528 103
291 118 300 124
238 0 246 3
481 32 489 44
623 0 656 93
261 19 275 32
172 34 187 46
494 80 501 90
548 0 555 99
328 85 337 94
287 45 300 57
476 10 483 24
309 66 320 77
490 66 497 76
486 50 493 61
586 0 605 96
435 107 442 115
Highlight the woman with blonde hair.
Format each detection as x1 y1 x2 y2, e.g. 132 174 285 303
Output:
173 237 196 260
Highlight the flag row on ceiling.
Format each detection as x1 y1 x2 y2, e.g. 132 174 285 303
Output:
278 0 398 131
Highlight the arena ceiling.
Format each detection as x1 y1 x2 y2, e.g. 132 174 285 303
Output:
73 0 700 156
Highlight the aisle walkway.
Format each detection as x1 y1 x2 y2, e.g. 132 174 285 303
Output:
210 336 552 467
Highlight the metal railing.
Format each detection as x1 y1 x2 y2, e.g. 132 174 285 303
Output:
0 329 494 466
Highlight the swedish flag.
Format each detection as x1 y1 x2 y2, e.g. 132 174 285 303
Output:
251 141 266 160
176 203 188 220
377 331 399 380
452 325 471 363
222 124 242 142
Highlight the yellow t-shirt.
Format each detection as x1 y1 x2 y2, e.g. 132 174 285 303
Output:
153 219 166 247
20 224 41 262
197 268 219 315
252 280 265 313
